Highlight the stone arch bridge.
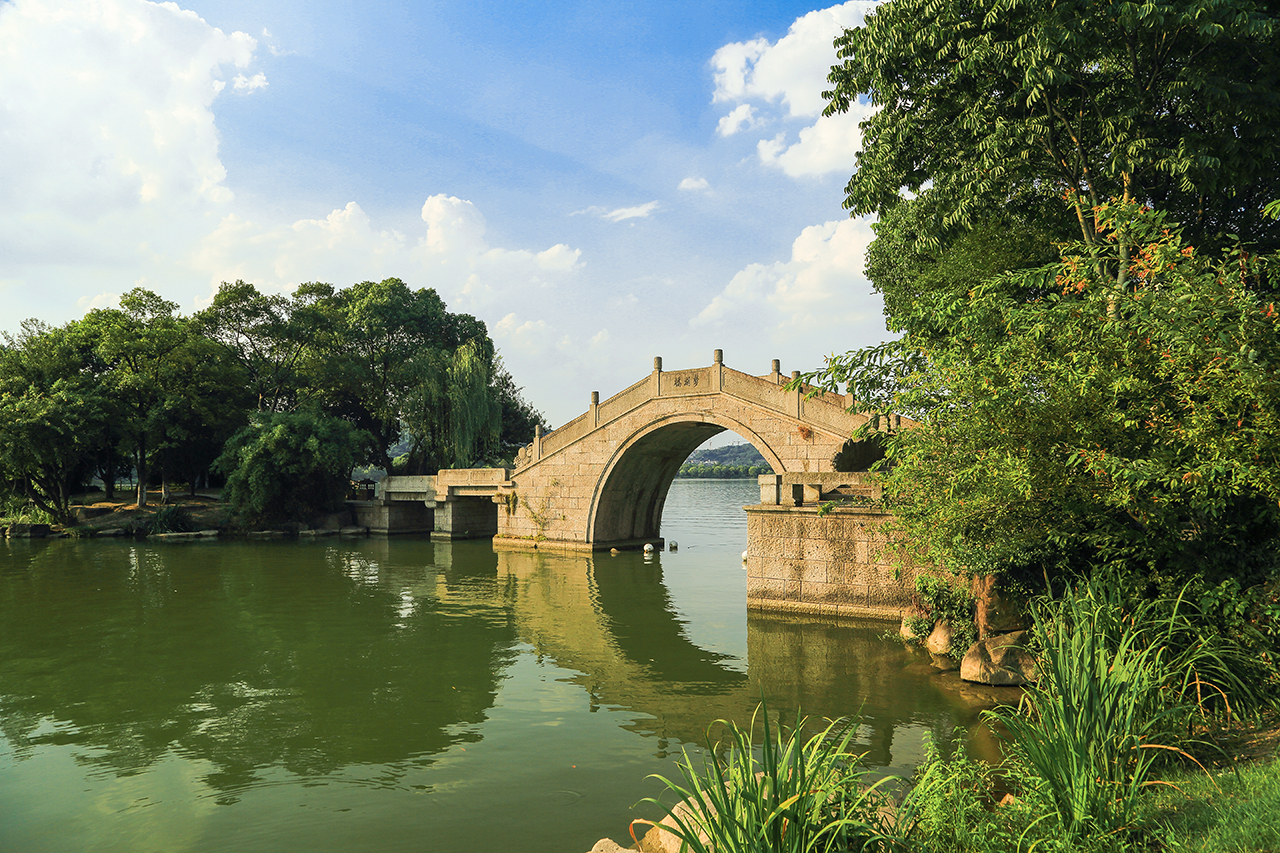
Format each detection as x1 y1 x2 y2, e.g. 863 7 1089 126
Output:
378 352 877 548
369 352 918 617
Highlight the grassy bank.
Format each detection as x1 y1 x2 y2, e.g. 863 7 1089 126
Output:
636 580 1280 853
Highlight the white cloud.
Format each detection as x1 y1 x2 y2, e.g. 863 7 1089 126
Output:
494 313 552 354
710 2 879 177
678 177 710 191
232 72 268 91
712 2 875 117
76 291 121 311
716 103 759 137
756 109 870 177
0 0 262 314
574 201 662 222
536 243 582 271
693 216 881 335
193 194 583 314
604 201 660 222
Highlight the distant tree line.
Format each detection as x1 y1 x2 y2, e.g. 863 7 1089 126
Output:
0 279 546 524
676 463 771 480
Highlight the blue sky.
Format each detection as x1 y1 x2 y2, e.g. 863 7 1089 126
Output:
0 0 888 427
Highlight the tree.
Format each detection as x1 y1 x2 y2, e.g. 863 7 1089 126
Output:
214 411 372 525
82 289 249 506
306 278 498 471
809 201 1280 599
195 280 333 413
0 321 111 522
826 0 1280 324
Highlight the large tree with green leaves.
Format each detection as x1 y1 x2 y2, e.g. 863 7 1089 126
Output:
826 0 1280 329
812 202 1280 608
0 321 111 522
214 410 372 525
81 289 249 506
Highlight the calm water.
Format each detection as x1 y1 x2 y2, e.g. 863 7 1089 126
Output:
0 480 978 853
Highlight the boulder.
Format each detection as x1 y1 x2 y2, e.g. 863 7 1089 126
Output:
71 506 113 523
972 574 1027 639
338 526 369 536
97 528 125 537
925 620 953 656
960 630 1037 686
585 839 629 853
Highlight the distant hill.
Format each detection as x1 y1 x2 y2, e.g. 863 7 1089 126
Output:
684 443 767 467
677 442 770 479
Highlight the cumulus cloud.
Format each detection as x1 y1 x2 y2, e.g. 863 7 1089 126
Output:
232 72 268 91
76 291 121 312
678 177 710 191
710 1 878 177
0 0 263 317
716 103 759 137
712 2 874 116
692 216 882 335
756 110 868 177
194 194 583 312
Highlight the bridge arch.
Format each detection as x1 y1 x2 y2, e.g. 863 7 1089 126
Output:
587 412 784 545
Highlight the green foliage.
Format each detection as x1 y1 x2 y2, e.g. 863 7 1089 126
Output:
147 505 195 535
0 320 111 522
1145 751 1280 852
0 495 57 525
826 0 1280 257
807 202 1280 604
898 736 1034 853
913 575 976 658
676 463 772 479
215 411 372 525
636 706 893 853
987 580 1271 846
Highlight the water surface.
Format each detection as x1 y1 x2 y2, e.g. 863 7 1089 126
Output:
0 479 976 852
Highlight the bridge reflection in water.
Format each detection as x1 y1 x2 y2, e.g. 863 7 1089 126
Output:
482 543 969 775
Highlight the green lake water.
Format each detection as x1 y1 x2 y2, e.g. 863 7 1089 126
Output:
0 479 982 852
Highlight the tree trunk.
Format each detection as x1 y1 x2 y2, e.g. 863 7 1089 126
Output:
101 443 116 500
136 439 148 507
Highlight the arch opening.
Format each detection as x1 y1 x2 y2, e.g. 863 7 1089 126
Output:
589 418 781 548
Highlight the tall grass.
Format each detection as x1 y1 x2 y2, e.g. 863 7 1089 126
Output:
987 580 1267 846
635 706 894 853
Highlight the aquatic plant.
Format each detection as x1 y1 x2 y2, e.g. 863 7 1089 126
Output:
634 705 894 853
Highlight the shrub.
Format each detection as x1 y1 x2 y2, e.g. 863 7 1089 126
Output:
148 504 194 534
914 574 976 659
214 411 371 525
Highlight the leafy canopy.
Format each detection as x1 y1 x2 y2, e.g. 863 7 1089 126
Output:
827 0 1280 256
809 201 1280 596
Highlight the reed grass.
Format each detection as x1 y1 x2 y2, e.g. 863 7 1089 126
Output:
986 579 1266 847
634 706 894 853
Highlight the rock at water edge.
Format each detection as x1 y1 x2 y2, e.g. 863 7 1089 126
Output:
960 630 1037 686
925 620 953 656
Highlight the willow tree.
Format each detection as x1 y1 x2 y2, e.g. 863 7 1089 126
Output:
398 341 501 473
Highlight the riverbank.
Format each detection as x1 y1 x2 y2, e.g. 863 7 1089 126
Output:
583 712 1280 853
0 489 367 539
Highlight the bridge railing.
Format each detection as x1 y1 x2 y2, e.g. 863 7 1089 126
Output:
757 472 882 507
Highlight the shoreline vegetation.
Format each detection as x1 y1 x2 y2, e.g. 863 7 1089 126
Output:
601 580 1280 853
0 487 365 540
